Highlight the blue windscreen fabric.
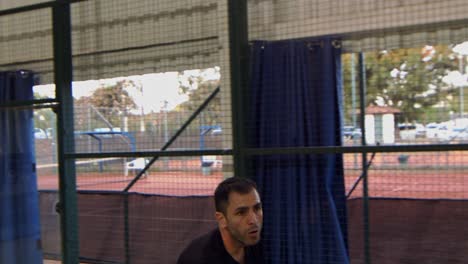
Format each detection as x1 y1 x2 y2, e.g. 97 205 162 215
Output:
248 38 348 264
0 71 43 263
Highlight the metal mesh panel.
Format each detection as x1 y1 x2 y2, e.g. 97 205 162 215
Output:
0 0 467 263
0 8 54 83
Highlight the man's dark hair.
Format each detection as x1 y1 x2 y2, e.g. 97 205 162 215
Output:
214 177 257 214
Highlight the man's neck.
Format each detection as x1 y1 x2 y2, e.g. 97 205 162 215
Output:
219 228 245 263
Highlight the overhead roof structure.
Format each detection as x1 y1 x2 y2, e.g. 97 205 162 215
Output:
0 0 467 83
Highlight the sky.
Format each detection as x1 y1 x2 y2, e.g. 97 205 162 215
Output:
34 67 221 114
442 41 468 87
453 41 468 55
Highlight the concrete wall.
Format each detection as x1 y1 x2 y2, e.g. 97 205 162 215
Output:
0 0 225 83
382 113 395 144
248 0 468 40
1 0 467 82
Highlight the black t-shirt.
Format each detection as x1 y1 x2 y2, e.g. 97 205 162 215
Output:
177 229 263 264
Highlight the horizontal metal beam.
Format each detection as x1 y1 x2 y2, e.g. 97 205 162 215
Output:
243 144 468 155
65 143 468 160
66 149 233 159
0 98 58 109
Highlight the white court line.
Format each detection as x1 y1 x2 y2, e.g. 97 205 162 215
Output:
387 181 421 193
388 186 406 192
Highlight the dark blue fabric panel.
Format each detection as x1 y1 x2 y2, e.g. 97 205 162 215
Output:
0 71 43 263
249 39 348 264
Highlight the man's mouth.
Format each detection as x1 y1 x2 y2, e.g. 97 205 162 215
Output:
248 228 259 235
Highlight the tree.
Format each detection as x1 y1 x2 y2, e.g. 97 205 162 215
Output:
342 54 359 125
176 68 221 126
33 93 55 134
343 45 458 124
74 80 138 128
176 80 221 125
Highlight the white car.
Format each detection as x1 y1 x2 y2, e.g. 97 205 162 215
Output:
343 126 362 139
449 126 468 141
45 128 54 138
34 128 47 139
398 124 417 140
436 125 451 141
415 124 426 138
425 123 439 139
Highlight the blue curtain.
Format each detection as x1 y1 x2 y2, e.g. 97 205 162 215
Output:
0 71 43 263
249 38 348 264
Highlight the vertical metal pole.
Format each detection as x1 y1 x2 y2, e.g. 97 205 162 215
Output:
351 54 357 128
87 107 91 152
351 53 358 167
358 52 371 264
228 0 249 178
163 101 169 143
163 100 169 169
52 1 79 263
459 55 464 118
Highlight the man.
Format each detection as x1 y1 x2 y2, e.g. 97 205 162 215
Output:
177 177 264 264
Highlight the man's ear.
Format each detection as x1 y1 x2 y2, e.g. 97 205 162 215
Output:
215 211 227 228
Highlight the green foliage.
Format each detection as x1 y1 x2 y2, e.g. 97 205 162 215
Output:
176 80 220 126
176 68 221 126
74 80 138 127
33 108 55 131
343 45 458 124
33 92 55 132
88 80 137 111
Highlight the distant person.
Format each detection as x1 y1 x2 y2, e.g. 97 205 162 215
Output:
177 177 264 264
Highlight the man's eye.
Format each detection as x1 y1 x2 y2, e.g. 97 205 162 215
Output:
236 210 246 216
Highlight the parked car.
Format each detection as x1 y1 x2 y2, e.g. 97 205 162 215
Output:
438 125 468 141
398 124 417 140
425 123 440 138
436 124 451 141
415 124 426 138
343 126 362 139
451 126 468 140
34 128 47 139
45 128 54 138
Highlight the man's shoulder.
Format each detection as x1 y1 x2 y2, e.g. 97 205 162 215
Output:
176 229 217 264
245 242 264 264
185 230 214 251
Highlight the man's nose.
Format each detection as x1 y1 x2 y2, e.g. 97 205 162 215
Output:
247 211 258 224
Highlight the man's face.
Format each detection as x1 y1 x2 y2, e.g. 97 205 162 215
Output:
222 189 263 246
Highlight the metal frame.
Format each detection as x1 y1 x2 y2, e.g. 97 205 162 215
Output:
52 1 79 263
1 1 467 264
228 0 249 179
